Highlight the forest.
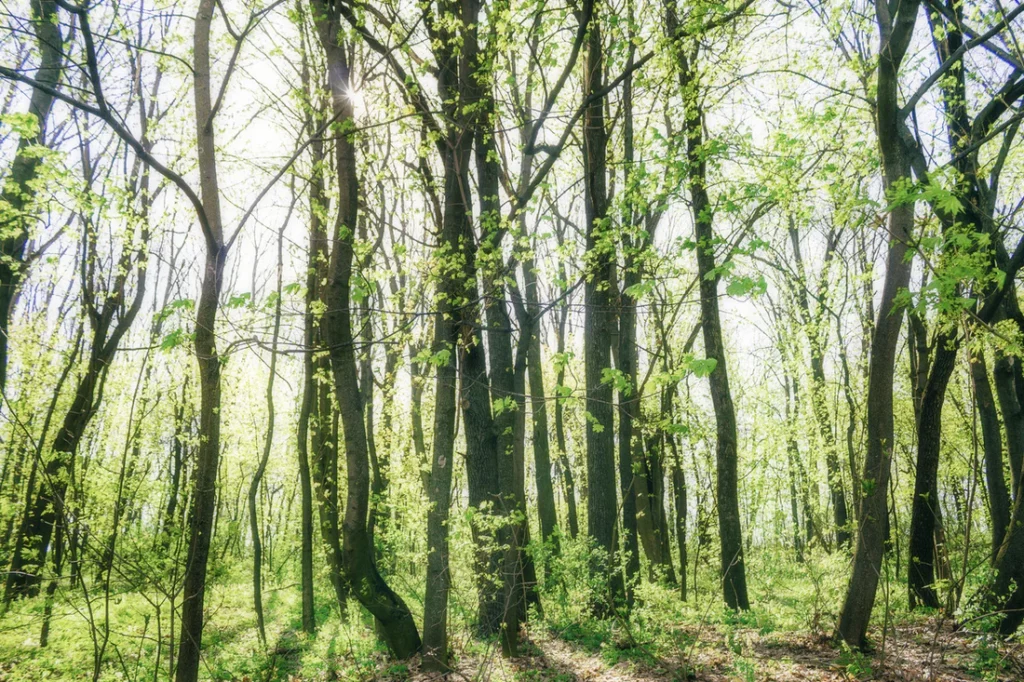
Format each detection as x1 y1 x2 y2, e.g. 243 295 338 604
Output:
0 0 1022 679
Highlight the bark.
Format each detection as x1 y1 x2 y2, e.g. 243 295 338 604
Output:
970 350 1011 557
310 0 420 657
582 4 621 611
298 30 349 615
782 372 804 562
616 284 640 606
38 516 63 648
664 6 749 609
521 251 559 554
993 350 1024 503
409 348 430 494
174 3 230 679
554 267 579 539
419 0 487 663
475 63 519 646
295 52 318 629
161 381 188 547
248 227 284 647
614 49 646 601
908 331 957 610
668 397 688 600
836 0 919 649
362 297 383 557
0 0 64 393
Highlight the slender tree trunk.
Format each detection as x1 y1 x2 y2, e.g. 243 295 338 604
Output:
789 227 850 548
2 327 81 607
8 248 143 598
668 401 688 600
782 372 804 562
420 0 482 665
295 149 317 632
161 381 188 547
554 302 579 539
409 349 430 494
38 519 63 647
664 10 749 609
521 255 559 555
836 0 920 648
908 333 957 609
248 227 284 647
310 1 420 657
175 2 228 678
0 0 64 393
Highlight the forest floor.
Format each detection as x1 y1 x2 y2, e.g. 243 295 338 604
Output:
382 622 1024 682
2 555 1022 682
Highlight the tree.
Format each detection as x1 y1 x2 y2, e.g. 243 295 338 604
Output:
308 0 421 657
0 0 64 393
662 0 753 611
837 0 920 649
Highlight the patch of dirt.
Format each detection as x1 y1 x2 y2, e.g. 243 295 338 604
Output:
394 621 1023 682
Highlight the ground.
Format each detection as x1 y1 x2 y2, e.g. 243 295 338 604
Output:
284 621 1023 682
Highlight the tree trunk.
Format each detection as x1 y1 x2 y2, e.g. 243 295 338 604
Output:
465 5 522 640
310 0 420 657
582 6 621 611
175 2 228 678
554 299 579 539
295 75 318 628
664 12 749 609
521 254 559 555
248 227 284 647
836 0 919 648
668 400 688 600
0 0 64 393
789 226 850 548
908 332 957 609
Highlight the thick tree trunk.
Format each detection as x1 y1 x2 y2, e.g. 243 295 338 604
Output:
993 350 1024 503
582 9 621 611
420 0 489 666
617 283 640 606
421 306 456 668
465 7 522 641
420 115 467 676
